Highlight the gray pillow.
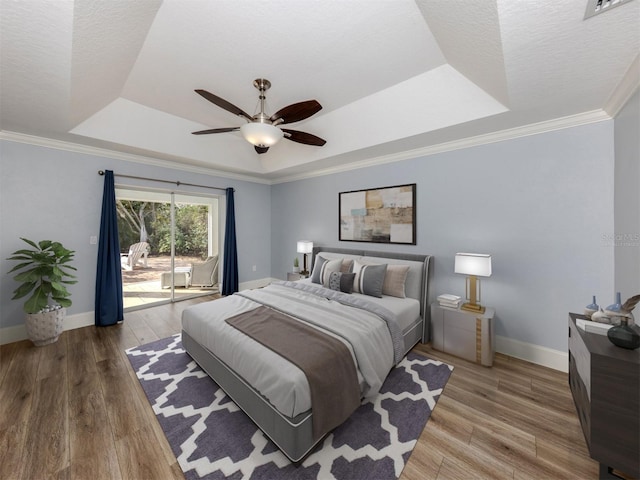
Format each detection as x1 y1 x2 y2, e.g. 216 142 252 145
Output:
353 260 387 298
311 256 328 284
311 256 342 286
328 272 355 294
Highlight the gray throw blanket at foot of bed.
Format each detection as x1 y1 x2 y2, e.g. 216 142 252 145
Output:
225 305 360 440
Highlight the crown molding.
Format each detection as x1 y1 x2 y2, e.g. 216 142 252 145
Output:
604 54 640 117
271 109 612 184
2 108 611 187
0 130 272 185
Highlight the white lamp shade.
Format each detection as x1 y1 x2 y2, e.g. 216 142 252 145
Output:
240 122 283 147
454 253 492 277
297 240 313 254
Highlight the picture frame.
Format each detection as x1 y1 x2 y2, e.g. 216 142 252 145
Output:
339 183 416 245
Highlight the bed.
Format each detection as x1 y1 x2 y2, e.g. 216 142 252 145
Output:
181 246 432 462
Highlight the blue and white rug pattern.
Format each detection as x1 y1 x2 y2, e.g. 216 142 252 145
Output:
126 334 453 480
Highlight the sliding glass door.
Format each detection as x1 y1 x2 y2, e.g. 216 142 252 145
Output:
116 187 220 311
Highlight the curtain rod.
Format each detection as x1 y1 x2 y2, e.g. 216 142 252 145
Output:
98 170 232 192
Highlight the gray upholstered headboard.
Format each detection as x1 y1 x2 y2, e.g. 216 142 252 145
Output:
311 246 433 342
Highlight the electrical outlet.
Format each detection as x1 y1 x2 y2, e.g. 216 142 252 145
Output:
252 265 257 272
90 236 97 245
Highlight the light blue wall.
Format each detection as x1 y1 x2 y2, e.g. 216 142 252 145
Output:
614 88 640 295
0 140 271 330
0 119 623 352
272 122 616 352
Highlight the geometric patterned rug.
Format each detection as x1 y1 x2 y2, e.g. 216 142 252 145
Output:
126 334 453 480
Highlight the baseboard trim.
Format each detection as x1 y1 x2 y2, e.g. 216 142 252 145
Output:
0 311 95 345
0 324 27 345
1 294 569 373
496 335 568 372
1 279 281 345
64 311 95 331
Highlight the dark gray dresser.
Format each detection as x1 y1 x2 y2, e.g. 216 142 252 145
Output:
568 313 640 479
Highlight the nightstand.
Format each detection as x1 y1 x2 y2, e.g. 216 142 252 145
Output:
431 303 495 366
287 272 308 281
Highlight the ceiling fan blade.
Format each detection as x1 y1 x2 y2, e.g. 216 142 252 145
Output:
192 127 240 135
282 129 326 146
195 89 253 121
255 146 269 154
270 100 322 125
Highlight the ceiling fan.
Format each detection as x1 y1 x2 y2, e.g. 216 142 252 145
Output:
192 78 326 154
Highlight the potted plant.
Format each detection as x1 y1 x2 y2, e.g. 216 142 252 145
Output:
6 238 77 346
293 257 300 273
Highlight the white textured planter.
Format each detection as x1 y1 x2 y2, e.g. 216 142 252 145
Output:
25 308 65 346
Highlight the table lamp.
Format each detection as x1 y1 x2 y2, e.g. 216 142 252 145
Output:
454 253 492 314
297 240 313 275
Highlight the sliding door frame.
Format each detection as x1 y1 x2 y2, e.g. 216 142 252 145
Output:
115 185 222 312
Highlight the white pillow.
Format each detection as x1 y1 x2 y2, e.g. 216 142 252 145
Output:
382 264 410 298
320 259 343 287
311 256 343 287
340 258 354 273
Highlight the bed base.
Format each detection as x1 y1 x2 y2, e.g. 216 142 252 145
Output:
182 321 423 463
182 329 317 462
182 247 432 463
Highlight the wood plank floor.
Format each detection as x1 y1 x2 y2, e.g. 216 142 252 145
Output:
0 296 602 480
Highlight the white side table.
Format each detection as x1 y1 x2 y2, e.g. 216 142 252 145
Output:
287 272 308 281
160 266 192 288
431 303 496 366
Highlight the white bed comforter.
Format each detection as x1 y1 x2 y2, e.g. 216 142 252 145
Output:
181 282 398 418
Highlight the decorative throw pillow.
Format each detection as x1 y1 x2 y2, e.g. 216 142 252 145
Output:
328 272 355 294
321 259 343 287
340 259 354 273
310 256 328 284
382 264 410 298
311 256 343 286
352 260 387 298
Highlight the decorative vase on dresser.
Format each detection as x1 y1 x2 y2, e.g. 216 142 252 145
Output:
584 295 599 318
568 313 640 479
607 317 640 350
605 291 623 314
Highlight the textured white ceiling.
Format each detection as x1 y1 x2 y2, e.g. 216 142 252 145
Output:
1 0 638 181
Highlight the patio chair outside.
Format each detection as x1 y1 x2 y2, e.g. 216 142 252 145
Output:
190 255 219 287
121 242 149 270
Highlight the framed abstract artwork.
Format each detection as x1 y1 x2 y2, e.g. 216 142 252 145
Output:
339 183 416 244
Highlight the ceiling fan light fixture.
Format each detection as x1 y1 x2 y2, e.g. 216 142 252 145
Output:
193 79 325 152
240 122 283 147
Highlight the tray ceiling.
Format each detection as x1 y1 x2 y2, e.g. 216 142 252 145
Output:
1 0 638 181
